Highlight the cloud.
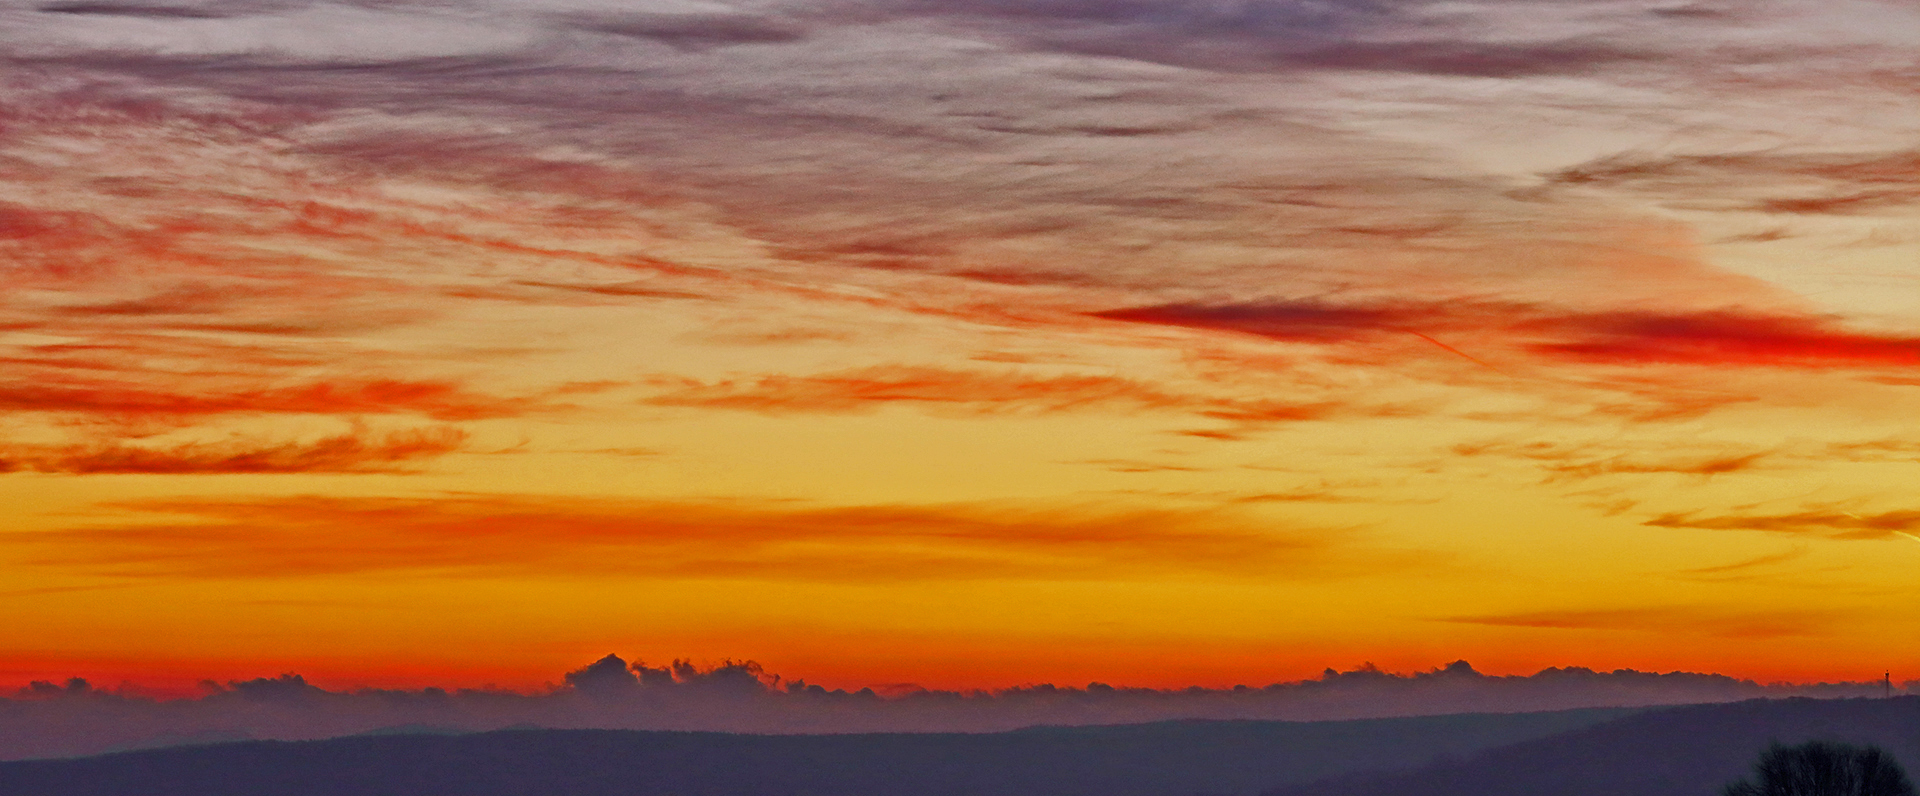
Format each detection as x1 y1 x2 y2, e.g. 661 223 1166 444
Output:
35 1 249 19
1821 438 1920 463
1529 311 1920 369
0 426 466 475
7 0 1709 319
0 377 540 420
1095 302 1450 344
1439 606 1839 639
1675 548 1809 578
1280 40 1652 78
560 654 768 696
886 0 1651 77
40 279 427 337
10 494 1369 581
899 0 1385 28
1549 148 1920 216
1073 458 1209 474
562 654 639 693
12 1 537 64
1548 452 1767 478
1644 509 1920 539
566 11 809 49
641 365 1353 427
643 366 1193 414
1450 440 1772 481
506 280 707 302
1095 301 1920 371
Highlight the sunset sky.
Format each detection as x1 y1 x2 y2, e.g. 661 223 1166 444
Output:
2 0 1918 695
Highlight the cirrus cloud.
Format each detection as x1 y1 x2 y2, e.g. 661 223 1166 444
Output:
7 493 1405 581
0 426 467 475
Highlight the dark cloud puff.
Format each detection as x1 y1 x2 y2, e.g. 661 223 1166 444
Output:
562 655 639 693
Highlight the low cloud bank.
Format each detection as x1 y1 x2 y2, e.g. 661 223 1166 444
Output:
1 657 1901 760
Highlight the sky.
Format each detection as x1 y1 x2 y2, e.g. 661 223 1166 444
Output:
0 0 1918 697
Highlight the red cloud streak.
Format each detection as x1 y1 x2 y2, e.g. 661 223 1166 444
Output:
0 427 466 475
1097 302 1920 370
642 365 1353 426
0 378 539 420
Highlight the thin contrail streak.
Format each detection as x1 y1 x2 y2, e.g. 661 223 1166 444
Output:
1399 329 1508 375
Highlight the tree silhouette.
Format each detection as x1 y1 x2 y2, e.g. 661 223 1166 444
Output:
1724 741 1918 796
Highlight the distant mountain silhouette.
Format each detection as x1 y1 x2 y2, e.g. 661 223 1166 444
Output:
1270 697 1920 796
0 707 1631 796
7 659 1895 760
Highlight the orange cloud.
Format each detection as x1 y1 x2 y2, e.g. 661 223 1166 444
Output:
645 366 1191 413
0 427 466 475
1531 312 1920 369
1439 606 1840 639
1674 548 1810 580
0 377 538 420
1097 301 1920 371
1095 301 1456 345
642 365 1353 429
1644 509 1920 539
1451 440 1772 481
12 495 1381 581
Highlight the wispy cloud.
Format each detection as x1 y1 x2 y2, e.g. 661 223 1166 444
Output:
0 426 466 475
0 377 539 420
1675 548 1810 579
884 0 1653 77
1451 439 1772 481
641 365 1361 429
1645 509 1920 539
1531 311 1920 369
565 10 809 50
1439 606 1841 639
12 495 1381 581
1097 301 1920 371
643 366 1195 414
1550 148 1920 216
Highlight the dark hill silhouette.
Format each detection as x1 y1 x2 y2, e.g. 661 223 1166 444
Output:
1270 697 1920 796
0 707 1631 796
